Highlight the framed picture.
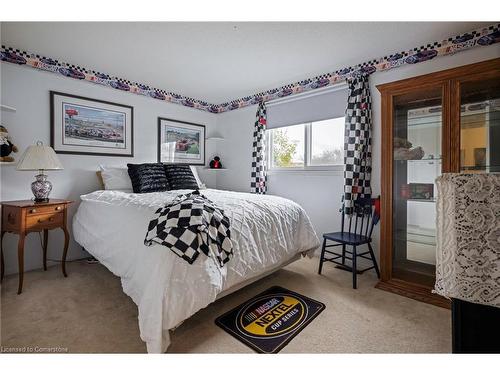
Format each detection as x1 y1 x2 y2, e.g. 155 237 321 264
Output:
474 147 486 168
158 117 205 165
408 183 434 200
50 91 134 157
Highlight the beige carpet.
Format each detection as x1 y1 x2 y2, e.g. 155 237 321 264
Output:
1 257 451 353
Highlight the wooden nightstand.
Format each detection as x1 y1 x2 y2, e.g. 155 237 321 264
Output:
0 199 73 294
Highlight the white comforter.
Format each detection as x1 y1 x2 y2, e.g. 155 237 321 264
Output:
72 189 319 353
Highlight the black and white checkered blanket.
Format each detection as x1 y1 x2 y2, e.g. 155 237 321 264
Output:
144 190 233 267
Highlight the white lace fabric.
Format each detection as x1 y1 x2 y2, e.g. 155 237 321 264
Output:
435 173 500 308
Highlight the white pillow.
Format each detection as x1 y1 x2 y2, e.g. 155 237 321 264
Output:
99 165 133 191
190 166 206 189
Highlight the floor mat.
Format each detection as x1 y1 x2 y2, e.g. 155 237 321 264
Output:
215 286 325 353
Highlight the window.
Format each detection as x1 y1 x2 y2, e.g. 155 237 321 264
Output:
267 117 344 170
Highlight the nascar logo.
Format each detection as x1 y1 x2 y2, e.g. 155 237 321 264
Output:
237 294 307 338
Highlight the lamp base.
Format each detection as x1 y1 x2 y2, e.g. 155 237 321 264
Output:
31 173 53 202
34 198 50 203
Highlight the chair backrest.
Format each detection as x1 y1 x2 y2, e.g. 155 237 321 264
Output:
340 196 379 239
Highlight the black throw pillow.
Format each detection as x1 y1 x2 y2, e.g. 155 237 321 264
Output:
164 165 199 190
127 163 170 193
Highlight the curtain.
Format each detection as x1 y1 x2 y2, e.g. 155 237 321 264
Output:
250 103 267 194
435 173 500 308
343 74 372 215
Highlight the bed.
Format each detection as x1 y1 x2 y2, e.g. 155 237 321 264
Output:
72 188 320 353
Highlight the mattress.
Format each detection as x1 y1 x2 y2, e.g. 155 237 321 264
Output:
72 188 320 353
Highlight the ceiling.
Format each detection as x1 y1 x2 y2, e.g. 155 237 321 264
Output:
0 22 491 104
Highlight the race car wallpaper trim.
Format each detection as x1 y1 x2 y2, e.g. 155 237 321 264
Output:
0 46 220 113
1 23 499 114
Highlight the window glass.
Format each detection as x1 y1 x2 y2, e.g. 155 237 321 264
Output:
459 79 500 173
271 124 305 168
310 117 344 166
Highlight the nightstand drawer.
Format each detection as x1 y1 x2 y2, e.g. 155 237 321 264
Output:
26 204 65 216
26 212 64 231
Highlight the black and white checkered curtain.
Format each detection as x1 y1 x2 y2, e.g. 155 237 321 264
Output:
250 103 267 194
343 74 372 215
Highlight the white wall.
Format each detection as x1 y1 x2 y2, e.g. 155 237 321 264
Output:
0 62 217 275
215 44 500 260
1 43 498 275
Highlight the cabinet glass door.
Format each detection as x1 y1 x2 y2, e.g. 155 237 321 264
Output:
459 79 500 173
392 86 444 286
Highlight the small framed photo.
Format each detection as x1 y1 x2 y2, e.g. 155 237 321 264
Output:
50 91 134 157
409 183 434 200
158 117 205 165
474 147 486 168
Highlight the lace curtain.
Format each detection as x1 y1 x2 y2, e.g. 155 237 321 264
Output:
435 173 500 308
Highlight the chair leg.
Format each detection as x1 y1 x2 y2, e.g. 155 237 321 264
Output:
341 244 346 265
318 238 327 275
368 243 380 278
352 245 357 289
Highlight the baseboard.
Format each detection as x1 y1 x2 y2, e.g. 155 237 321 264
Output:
375 279 451 309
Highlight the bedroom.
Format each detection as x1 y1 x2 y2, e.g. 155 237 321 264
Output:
1 1 499 373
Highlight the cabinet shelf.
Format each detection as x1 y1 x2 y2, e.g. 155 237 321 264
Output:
461 111 500 118
461 165 500 170
395 158 442 162
395 235 436 247
397 115 500 133
405 198 436 203
406 120 442 127
0 104 16 112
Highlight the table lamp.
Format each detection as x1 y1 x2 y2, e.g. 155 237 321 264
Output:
16 141 63 202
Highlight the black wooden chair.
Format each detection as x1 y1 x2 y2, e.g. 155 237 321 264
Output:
318 196 380 289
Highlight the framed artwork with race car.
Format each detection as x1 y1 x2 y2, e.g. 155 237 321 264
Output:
157 117 205 165
50 91 134 157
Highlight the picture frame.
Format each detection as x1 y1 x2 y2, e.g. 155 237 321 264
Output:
157 117 205 165
50 91 134 157
474 147 486 168
408 183 434 200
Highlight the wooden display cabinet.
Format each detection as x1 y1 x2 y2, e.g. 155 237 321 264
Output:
376 58 500 308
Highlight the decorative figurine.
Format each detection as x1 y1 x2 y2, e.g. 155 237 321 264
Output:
209 156 223 169
393 137 425 160
0 125 18 162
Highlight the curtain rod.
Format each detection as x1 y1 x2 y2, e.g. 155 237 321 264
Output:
265 82 348 108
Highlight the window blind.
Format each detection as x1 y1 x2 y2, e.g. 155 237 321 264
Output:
266 86 348 129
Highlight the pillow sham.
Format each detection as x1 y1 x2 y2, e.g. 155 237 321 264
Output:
164 165 199 190
127 163 170 193
99 165 133 191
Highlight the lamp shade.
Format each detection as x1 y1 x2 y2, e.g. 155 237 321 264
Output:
16 141 63 171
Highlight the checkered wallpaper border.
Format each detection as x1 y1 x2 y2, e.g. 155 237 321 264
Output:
1 23 498 114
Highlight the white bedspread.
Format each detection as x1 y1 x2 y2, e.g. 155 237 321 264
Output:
72 189 319 353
